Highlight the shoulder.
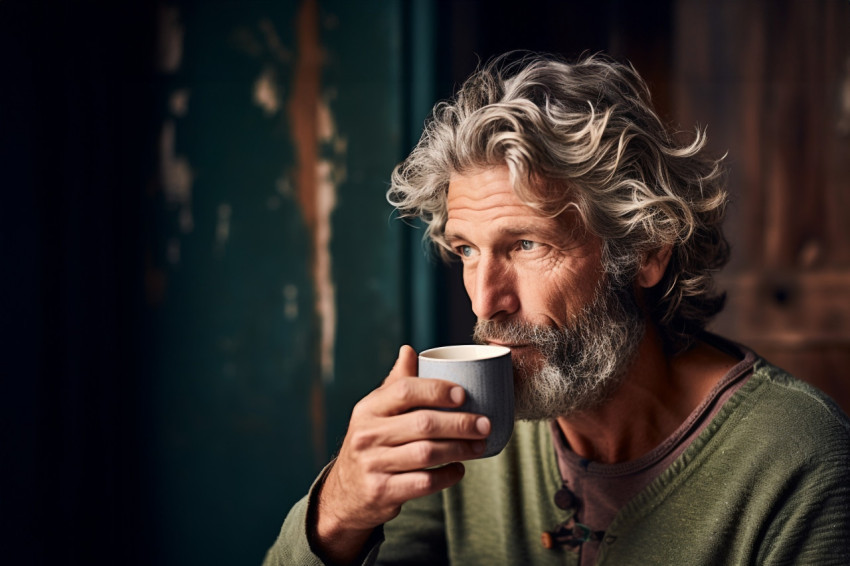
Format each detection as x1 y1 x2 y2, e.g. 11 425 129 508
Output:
750 358 850 444
706 355 850 471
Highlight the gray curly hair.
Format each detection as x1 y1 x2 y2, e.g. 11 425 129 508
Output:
387 52 730 353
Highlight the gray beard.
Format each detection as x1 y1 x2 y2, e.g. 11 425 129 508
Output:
472 279 646 420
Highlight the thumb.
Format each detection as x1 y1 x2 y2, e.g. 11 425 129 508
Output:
385 345 418 384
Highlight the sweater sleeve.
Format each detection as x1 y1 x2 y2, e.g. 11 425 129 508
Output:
754 367 850 565
375 491 449 565
757 452 850 565
262 482 448 566
261 463 385 566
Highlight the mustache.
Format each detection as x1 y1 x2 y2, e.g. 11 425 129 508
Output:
472 319 566 347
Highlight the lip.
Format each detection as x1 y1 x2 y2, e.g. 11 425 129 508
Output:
487 341 528 349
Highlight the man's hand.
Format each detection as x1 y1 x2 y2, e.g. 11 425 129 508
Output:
311 345 492 564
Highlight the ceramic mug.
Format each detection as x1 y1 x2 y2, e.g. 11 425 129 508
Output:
418 345 514 458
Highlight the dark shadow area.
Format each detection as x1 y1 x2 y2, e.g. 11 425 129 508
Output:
1 1 158 564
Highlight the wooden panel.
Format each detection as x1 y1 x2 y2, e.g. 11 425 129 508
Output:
673 0 850 412
715 271 850 401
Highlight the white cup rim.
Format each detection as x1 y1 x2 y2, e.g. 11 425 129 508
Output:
419 344 511 362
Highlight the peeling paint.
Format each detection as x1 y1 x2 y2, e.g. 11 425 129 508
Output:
283 284 299 320
332 135 348 156
160 119 195 234
317 98 334 140
169 89 190 117
258 18 292 63
231 19 292 63
275 175 294 197
216 203 232 247
314 158 337 382
254 66 282 116
157 4 184 73
160 121 193 203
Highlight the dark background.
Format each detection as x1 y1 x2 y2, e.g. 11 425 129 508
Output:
3 1 848 564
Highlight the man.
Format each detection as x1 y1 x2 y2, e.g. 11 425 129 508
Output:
264 53 850 565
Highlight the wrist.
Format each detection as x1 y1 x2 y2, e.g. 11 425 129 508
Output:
307 463 374 565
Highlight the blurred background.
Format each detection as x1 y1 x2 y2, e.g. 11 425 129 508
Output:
2 0 848 564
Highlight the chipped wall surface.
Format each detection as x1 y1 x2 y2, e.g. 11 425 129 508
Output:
145 1 407 564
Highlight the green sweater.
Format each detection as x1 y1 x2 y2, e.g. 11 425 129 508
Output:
265 357 850 565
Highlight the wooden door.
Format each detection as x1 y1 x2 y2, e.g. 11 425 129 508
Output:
672 0 850 412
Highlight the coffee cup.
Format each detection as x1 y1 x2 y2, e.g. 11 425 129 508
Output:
418 345 514 458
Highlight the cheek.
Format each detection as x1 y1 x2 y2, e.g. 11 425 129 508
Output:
510 271 558 321
462 265 475 296
535 267 597 323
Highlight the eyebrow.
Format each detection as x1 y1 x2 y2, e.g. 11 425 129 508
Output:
444 223 567 244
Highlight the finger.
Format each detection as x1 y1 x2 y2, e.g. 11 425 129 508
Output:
379 409 491 446
384 345 418 385
384 462 466 502
371 377 466 416
378 439 487 472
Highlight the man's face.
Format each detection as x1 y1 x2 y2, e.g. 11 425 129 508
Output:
445 166 645 419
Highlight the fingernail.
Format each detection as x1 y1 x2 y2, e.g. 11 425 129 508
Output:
450 387 464 405
476 417 491 436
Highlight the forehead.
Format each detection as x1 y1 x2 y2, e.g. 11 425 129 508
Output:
446 166 571 233
447 166 533 218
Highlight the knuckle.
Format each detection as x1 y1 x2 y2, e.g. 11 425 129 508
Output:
363 474 388 502
347 429 373 451
412 472 436 493
427 380 447 403
412 441 436 465
391 380 414 403
458 413 475 433
413 411 436 436
351 397 371 419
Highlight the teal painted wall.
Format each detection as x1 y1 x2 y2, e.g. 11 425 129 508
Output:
142 1 430 563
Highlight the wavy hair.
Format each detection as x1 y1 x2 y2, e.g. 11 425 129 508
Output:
388 52 730 353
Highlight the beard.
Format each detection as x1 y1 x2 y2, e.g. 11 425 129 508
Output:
472 278 646 421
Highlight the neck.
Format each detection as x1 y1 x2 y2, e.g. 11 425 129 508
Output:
555 325 735 464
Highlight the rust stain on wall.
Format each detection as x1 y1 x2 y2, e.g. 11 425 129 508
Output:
290 0 321 229
254 66 282 116
289 0 337 465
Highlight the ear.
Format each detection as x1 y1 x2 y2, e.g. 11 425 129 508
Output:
636 245 673 289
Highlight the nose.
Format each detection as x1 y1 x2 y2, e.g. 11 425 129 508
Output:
467 254 519 321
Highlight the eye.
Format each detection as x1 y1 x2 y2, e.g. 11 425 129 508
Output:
457 245 473 258
519 240 537 251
